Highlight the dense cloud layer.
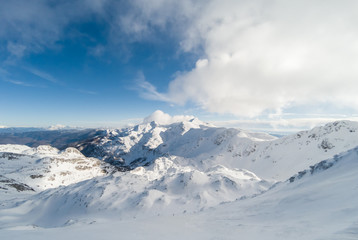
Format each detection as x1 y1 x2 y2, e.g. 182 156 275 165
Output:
135 0 358 117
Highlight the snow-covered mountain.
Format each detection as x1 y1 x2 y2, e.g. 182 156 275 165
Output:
76 116 358 181
0 145 115 201
177 146 358 239
1 113 358 239
3 156 271 227
1 136 358 239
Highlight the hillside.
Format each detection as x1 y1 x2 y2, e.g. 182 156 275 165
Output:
1 142 358 239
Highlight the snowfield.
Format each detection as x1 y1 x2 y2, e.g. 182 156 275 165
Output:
1 115 358 239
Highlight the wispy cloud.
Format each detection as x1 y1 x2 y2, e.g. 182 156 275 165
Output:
0 1 189 62
88 45 106 57
25 67 58 83
6 42 27 58
2 78 33 87
135 72 169 102
0 0 110 60
0 67 33 87
78 89 98 95
0 68 9 76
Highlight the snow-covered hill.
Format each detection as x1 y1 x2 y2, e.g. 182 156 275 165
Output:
1 143 358 239
0 155 272 227
0 145 114 200
186 146 358 239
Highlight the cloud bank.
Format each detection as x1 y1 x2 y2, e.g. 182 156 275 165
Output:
135 0 358 117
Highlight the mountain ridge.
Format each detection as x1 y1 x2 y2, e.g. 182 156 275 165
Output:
75 119 358 180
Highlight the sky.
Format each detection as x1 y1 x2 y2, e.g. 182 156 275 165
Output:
1 0 358 132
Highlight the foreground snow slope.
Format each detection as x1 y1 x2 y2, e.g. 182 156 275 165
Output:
1 146 357 240
78 119 358 180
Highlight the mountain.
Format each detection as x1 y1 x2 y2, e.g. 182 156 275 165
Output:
0 115 358 239
1 140 358 239
3 117 356 182
3 156 272 227
0 129 105 149
0 127 48 133
0 144 115 202
186 146 358 239
76 119 358 181
75 118 277 168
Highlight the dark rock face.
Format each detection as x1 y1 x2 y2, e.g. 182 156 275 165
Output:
0 175 35 192
288 147 357 183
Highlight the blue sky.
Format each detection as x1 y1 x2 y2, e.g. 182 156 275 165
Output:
1 0 358 131
0 0 196 127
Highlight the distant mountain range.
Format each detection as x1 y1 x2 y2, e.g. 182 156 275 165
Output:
0 128 105 149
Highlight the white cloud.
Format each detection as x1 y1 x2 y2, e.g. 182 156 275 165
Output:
143 110 195 125
131 0 358 117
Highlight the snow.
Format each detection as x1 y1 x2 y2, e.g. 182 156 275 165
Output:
79 119 358 181
0 156 270 227
1 147 358 239
1 118 358 239
0 144 114 198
